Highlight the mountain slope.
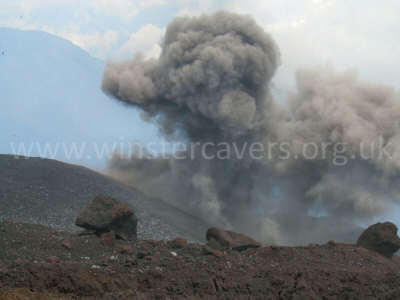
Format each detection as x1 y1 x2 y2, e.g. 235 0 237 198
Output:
0 27 159 168
0 154 210 242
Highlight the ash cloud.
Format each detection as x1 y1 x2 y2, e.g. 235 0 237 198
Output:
102 11 400 245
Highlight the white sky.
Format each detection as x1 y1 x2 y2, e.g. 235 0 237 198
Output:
1 0 399 93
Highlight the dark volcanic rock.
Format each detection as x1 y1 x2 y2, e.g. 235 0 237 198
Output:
75 194 138 240
206 227 261 252
357 222 400 258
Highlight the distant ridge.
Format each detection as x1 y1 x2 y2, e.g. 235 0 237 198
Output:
0 27 158 168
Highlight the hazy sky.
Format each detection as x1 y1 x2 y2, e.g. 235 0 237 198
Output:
1 0 399 93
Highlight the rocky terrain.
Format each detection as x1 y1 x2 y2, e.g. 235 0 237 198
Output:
1 220 400 299
2 154 400 299
0 155 400 300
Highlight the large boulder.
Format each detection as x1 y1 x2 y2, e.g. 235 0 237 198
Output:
357 222 400 258
206 227 261 252
75 194 138 240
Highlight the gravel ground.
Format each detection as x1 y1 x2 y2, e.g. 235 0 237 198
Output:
0 154 209 242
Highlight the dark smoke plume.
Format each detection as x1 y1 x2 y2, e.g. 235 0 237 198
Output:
102 11 400 245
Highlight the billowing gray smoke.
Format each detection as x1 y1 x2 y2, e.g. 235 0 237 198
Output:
102 11 400 245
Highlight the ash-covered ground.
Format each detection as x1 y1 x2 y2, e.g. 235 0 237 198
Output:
0 154 209 242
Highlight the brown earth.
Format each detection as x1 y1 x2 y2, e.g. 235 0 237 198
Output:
1 221 400 299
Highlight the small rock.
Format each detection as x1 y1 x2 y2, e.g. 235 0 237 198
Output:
61 240 72 250
171 252 178 257
327 240 336 246
206 227 261 252
271 278 284 286
124 258 137 267
103 256 111 263
137 251 148 259
101 231 117 247
202 245 213 255
148 268 164 279
183 254 193 260
47 256 60 263
146 239 158 247
140 245 150 251
172 237 187 249
119 245 134 254
212 250 224 258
